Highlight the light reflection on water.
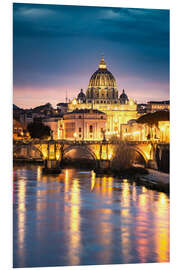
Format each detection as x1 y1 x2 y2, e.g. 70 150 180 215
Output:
13 164 169 268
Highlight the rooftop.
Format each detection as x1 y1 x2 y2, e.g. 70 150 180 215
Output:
148 100 170 105
65 109 106 115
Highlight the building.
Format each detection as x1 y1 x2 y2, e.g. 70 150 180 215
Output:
146 101 170 113
68 56 138 135
43 116 63 140
120 120 146 141
56 102 68 114
63 109 106 141
13 118 25 140
21 57 170 143
158 121 170 143
137 103 147 114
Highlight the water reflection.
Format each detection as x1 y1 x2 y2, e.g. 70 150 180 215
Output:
14 169 27 267
13 165 169 268
69 178 81 264
155 193 169 262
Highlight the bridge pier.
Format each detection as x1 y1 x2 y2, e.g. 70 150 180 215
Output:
147 160 158 170
43 140 62 174
98 159 111 169
43 159 61 174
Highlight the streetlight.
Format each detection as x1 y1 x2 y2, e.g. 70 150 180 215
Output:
73 132 77 142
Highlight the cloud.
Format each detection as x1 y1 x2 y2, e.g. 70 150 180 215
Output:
13 3 169 107
16 7 55 17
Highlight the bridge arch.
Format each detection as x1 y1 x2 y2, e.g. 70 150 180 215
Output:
63 145 97 161
13 144 44 160
127 146 149 167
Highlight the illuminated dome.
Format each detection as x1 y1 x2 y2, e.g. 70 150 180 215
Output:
77 89 86 103
86 56 118 101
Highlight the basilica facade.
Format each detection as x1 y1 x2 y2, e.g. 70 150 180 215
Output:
68 56 138 138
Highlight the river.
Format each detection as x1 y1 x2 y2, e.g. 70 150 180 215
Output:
13 164 169 268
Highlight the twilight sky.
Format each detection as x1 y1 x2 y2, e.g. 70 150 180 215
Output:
13 3 169 109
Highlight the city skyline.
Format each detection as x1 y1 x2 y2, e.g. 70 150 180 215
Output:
13 3 169 109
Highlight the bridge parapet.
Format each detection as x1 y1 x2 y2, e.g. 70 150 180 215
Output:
13 139 169 169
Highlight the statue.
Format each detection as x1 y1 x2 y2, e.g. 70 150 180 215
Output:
50 130 53 140
101 129 106 143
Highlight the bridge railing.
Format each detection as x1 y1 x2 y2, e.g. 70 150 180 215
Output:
13 139 169 146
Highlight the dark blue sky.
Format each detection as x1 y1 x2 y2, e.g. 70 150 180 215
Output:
13 3 169 108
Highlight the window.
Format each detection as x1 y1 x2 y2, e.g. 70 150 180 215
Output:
101 116 103 119
89 125 93 133
79 115 82 119
79 134 81 138
79 127 81 132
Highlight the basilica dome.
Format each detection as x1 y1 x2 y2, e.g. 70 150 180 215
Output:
86 56 118 101
88 57 117 88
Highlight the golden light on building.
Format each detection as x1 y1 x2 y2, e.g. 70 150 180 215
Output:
67 56 138 139
158 121 170 143
56 152 60 160
72 98 77 105
73 132 77 139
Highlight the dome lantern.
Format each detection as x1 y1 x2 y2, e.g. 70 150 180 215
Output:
99 56 107 69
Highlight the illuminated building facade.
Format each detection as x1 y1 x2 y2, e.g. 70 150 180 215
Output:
146 101 170 113
121 119 170 143
63 109 106 141
68 56 138 136
42 57 169 142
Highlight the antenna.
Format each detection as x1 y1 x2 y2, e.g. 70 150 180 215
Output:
66 90 68 103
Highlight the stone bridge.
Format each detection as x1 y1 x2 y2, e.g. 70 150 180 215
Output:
13 139 169 168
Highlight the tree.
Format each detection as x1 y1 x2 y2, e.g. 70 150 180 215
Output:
137 111 169 125
111 141 134 170
27 122 51 139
